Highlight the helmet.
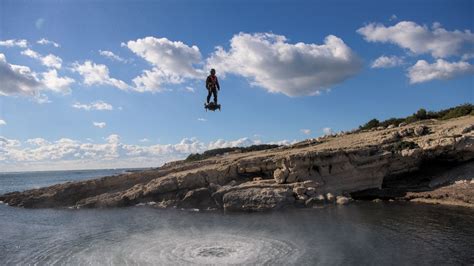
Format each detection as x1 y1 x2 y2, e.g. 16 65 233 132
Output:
210 68 216 74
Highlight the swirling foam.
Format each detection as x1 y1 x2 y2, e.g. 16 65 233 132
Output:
22 231 302 265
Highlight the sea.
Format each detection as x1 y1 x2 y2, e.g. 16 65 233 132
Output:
0 169 473 265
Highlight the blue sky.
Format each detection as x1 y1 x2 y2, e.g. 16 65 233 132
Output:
0 0 473 171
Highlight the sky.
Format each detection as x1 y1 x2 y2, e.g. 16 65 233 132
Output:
0 0 473 172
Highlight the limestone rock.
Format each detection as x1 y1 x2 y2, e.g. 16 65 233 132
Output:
1 115 473 211
326 193 335 202
178 188 216 209
336 196 350 205
222 187 295 211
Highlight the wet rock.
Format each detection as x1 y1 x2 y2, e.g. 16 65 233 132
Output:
222 187 295 211
305 187 317 197
326 193 335 202
305 195 325 207
336 196 350 205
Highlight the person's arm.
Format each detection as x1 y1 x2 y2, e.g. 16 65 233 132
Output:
216 77 220 90
205 76 210 89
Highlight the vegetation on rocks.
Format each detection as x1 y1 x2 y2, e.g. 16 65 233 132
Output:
359 104 473 131
185 144 280 162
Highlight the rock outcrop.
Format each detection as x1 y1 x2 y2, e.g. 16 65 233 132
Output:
1 116 473 211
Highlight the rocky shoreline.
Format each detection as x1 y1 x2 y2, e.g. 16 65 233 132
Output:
1 116 473 211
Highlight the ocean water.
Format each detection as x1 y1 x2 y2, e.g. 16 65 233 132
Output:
1 170 473 265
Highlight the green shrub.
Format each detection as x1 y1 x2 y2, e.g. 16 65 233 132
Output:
359 119 380 130
185 144 280 162
358 104 472 131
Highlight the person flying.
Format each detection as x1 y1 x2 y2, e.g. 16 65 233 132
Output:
206 69 220 105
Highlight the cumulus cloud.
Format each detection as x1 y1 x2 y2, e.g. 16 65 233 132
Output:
37 38 60 48
371 55 404 68
21 48 63 69
0 53 42 97
41 69 74 94
407 59 474 84
207 33 362 96
123 36 203 92
300 129 311 135
357 21 474 58
99 50 125 62
93 122 106 128
0 119 6 126
323 127 333 135
0 39 28 48
72 100 113 111
0 135 281 171
72 60 129 90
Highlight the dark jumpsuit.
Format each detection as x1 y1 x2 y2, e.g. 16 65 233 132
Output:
206 75 220 104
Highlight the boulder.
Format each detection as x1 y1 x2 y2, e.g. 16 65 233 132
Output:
326 193 335 202
177 188 217 209
222 187 295 211
414 125 427 136
336 196 350 205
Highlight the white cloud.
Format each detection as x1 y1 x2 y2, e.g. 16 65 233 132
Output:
21 48 63 69
185 86 195 93
407 59 474 84
0 53 42 97
207 137 259 150
139 138 149 142
72 60 129 90
41 69 74 94
26 138 50 146
0 135 294 171
0 120 6 126
357 21 474 58
123 36 203 92
42 54 62 69
37 38 60 48
207 33 362 97
323 127 333 135
0 39 28 48
0 134 278 171
389 14 398 21
300 129 311 135
93 122 106 128
72 100 114 111
197 118 207 122
99 50 125 62
371 55 404 68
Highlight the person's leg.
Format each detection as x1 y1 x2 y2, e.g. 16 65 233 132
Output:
213 89 218 104
207 89 212 104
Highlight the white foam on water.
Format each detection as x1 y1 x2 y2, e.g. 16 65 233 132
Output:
65 231 302 265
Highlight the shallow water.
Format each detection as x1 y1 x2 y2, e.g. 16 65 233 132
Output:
1 171 473 265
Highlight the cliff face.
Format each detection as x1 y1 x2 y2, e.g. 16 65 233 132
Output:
1 116 473 211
